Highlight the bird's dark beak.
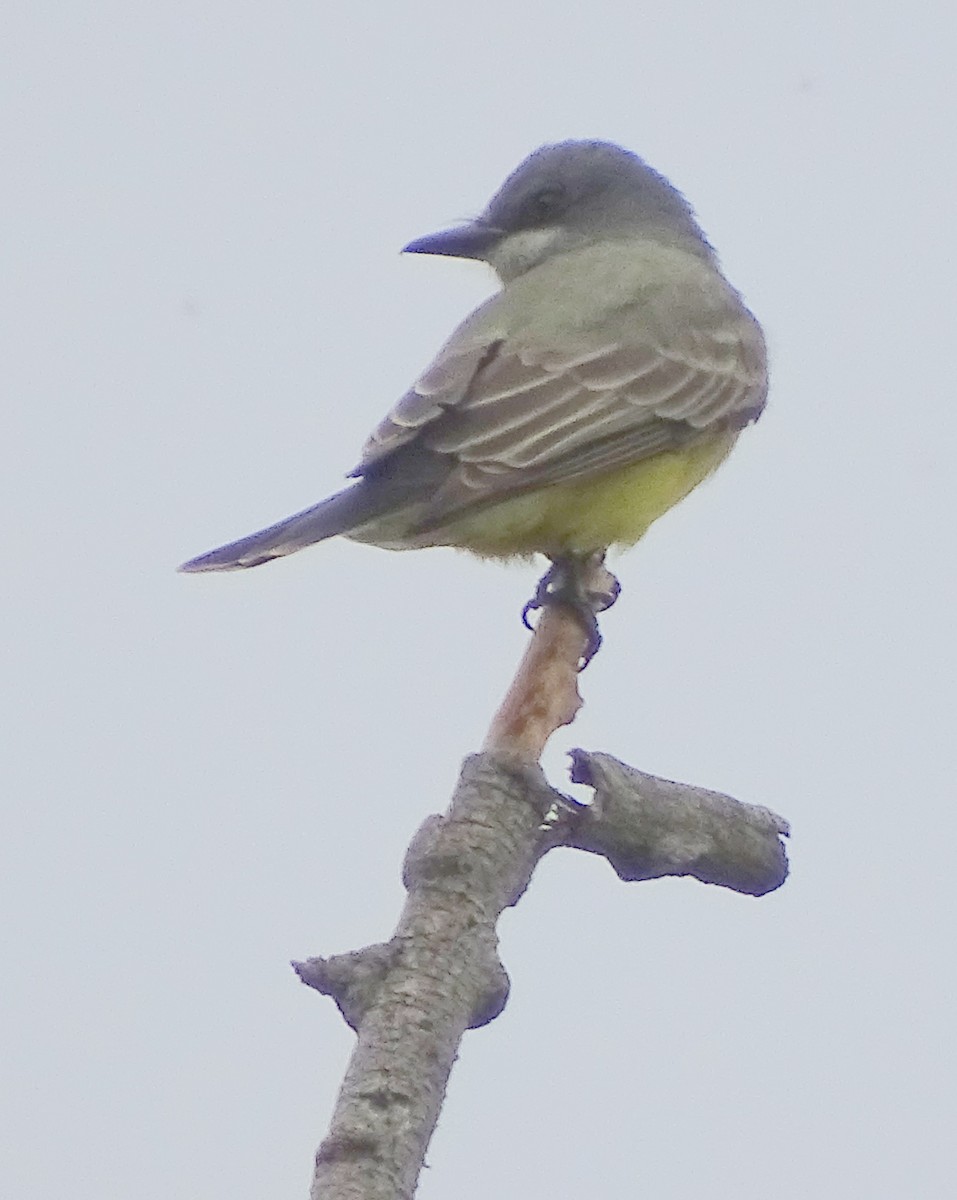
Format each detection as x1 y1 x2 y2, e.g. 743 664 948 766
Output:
402 220 502 261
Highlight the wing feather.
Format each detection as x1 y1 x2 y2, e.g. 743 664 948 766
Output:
351 249 767 530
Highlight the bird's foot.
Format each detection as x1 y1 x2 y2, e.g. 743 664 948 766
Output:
522 554 621 669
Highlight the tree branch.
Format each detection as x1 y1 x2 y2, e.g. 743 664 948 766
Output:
295 565 789 1196
294 755 557 1200
565 750 789 896
482 555 619 760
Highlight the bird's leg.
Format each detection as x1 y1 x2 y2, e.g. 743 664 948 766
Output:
522 552 621 668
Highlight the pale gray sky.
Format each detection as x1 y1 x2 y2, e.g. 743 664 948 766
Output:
4 3 955 1197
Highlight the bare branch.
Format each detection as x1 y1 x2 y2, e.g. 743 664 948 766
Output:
565 750 790 896
297 749 789 1197
297 754 557 1200
483 556 619 761
296 556 788 1195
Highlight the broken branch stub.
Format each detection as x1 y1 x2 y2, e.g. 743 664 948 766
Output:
567 750 790 897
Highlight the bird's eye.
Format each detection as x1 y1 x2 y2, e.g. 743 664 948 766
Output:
527 186 565 222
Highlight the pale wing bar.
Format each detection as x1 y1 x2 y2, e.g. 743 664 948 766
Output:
415 372 756 530
423 330 761 472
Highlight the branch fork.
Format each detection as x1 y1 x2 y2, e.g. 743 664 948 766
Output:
296 567 789 1198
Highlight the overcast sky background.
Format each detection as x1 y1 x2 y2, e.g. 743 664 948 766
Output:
4 4 955 1197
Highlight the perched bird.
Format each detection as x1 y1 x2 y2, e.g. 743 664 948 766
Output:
181 140 767 656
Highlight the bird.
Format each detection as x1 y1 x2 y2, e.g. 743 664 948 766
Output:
180 140 767 660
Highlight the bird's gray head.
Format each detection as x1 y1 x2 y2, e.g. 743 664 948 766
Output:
404 140 714 282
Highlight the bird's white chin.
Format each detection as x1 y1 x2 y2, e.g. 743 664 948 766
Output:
487 227 566 282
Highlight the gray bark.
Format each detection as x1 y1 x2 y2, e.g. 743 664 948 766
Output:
294 751 789 1198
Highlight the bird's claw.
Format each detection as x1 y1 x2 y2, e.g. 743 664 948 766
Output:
521 556 620 669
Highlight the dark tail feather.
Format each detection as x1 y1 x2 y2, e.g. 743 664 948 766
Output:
178 483 381 572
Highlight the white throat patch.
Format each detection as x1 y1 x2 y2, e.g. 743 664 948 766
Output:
488 227 564 282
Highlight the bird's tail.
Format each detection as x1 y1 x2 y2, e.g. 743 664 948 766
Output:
178 483 384 572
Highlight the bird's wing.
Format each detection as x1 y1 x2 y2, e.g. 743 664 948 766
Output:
353 268 767 528
353 315 505 471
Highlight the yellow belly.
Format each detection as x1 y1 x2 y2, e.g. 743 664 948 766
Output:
437 432 738 558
